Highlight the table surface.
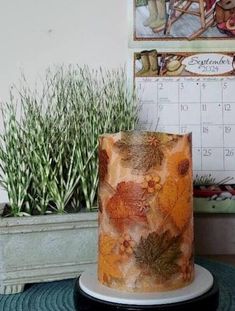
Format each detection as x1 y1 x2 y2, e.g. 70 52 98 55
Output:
203 255 235 266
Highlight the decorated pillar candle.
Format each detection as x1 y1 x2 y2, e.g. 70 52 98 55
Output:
98 131 194 292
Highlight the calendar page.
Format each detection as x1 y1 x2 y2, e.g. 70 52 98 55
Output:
134 51 235 184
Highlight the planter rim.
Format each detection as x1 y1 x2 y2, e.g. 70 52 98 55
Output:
0 204 98 227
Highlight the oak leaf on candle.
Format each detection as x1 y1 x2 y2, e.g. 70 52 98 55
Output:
98 234 123 284
114 132 178 173
106 181 149 231
134 230 182 280
158 177 192 232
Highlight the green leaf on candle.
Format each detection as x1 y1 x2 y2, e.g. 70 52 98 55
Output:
114 132 178 173
134 230 182 280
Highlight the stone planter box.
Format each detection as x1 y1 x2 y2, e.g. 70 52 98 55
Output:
0 209 98 294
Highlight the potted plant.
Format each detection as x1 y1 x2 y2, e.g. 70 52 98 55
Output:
0 66 138 294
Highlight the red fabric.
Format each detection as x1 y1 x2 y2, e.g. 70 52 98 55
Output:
205 0 216 11
217 22 235 36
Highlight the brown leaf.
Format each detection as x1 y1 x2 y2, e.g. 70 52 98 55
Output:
106 181 149 231
99 148 109 182
116 181 146 203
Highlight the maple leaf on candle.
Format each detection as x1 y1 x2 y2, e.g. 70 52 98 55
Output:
114 132 178 173
134 231 182 281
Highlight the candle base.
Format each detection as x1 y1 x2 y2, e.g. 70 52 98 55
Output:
74 265 219 310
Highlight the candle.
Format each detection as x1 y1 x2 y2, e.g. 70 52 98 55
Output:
98 131 194 292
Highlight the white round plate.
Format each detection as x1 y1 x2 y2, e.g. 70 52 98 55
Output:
79 264 213 306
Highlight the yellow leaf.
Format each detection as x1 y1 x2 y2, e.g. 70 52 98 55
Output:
158 176 192 232
98 254 123 283
99 234 117 255
98 234 123 284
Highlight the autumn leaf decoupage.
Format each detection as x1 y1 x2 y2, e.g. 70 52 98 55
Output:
98 131 194 292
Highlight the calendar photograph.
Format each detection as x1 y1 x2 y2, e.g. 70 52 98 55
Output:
133 50 235 213
134 0 235 41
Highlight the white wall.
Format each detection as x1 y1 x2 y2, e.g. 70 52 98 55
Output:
0 0 128 100
0 0 128 202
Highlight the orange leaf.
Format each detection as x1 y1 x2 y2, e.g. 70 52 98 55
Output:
171 191 192 231
100 234 117 255
158 177 177 210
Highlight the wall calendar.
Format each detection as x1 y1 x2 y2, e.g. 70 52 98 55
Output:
134 51 235 211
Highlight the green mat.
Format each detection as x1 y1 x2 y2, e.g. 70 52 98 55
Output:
0 258 234 310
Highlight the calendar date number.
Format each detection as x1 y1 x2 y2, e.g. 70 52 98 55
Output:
203 148 212 157
225 149 234 157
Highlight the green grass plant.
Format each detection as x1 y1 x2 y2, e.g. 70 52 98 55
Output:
136 0 148 7
0 66 138 216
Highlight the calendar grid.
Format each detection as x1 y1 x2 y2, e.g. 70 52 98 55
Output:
136 76 235 181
